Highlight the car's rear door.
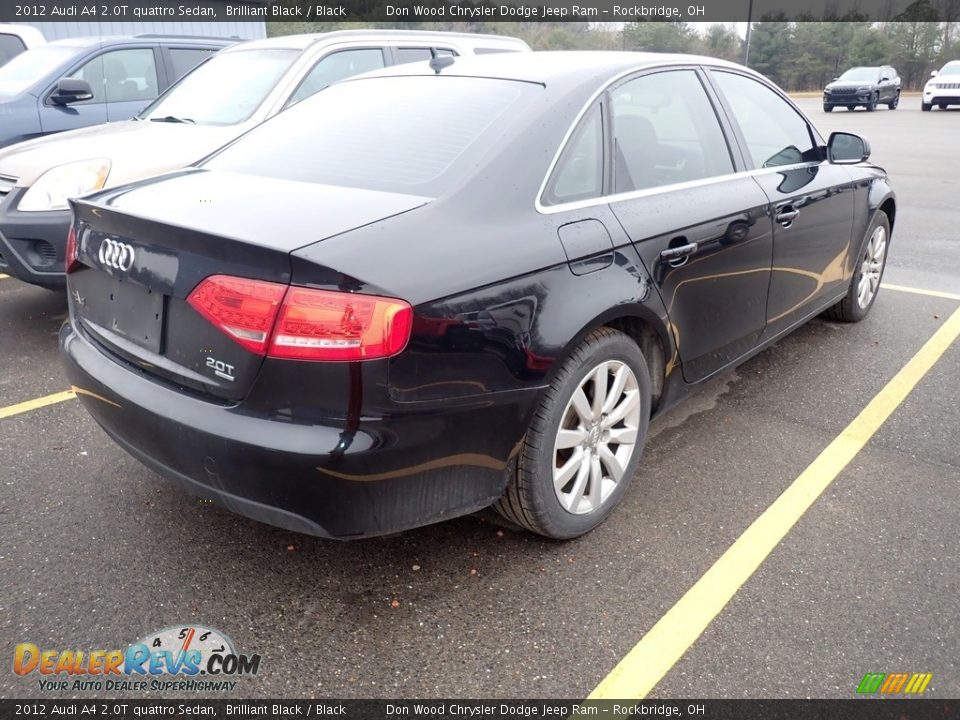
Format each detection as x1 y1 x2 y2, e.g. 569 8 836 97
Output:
708 69 856 340
605 67 774 383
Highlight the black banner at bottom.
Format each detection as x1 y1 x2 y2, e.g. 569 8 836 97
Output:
1 699 959 720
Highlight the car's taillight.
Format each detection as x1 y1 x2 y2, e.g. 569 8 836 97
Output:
268 287 412 361
65 226 79 274
187 275 286 355
187 275 413 361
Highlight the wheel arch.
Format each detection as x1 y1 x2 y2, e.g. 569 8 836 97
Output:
544 304 674 415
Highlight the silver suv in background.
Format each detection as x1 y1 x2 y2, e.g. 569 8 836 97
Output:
0 30 531 289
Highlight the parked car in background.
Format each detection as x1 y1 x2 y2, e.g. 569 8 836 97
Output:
61 52 895 540
922 61 960 111
823 66 900 111
0 30 530 289
0 34 235 149
0 24 45 68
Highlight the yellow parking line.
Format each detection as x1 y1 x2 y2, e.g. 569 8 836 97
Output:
590 305 960 700
883 283 960 302
0 390 76 420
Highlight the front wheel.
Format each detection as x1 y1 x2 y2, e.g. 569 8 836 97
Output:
823 211 890 323
939 103 947 110
493 328 651 539
866 93 878 111
824 105 834 112
847 105 856 111
922 102 932 111
888 92 899 109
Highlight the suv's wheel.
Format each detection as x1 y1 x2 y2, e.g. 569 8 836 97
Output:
823 211 890 323
866 93 878 111
922 102 932 111
939 103 947 109
847 105 856 111
888 91 900 109
824 105 833 112
494 328 651 539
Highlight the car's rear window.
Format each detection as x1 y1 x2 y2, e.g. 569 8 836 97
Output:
203 75 537 194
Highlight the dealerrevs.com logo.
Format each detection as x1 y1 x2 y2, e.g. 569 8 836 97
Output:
13 625 261 693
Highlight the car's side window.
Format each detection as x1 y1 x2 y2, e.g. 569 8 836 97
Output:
168 48 217 80
610 69 734 194
66 48 159 104
544 103 604 205
0 33 27 66
287 48 386 107
711 71 818 169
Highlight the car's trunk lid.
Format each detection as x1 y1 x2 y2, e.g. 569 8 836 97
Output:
68 169 430 401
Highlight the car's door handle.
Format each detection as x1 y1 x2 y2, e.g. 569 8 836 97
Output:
775 208 800 227
659 242 698 264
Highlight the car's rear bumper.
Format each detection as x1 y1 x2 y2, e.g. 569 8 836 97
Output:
61 321 536 539
0 188 69 289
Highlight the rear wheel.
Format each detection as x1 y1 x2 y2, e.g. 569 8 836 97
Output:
493 328 651 539
922 102 932 111
823 211 890 323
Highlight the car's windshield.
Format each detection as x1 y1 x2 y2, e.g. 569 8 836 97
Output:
838 68 880 82
139 48 299 125
0 45 78 97
203 75 539 195
940 64 960 76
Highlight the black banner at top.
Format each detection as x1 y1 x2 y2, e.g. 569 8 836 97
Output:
1 0 958 22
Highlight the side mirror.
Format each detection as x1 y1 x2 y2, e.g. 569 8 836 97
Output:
50 78 93 105
931 70 939 77
827 132 870 165
880 76 890 82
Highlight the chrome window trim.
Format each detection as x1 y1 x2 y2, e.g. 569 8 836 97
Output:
534 62 822 216
536 162 820 215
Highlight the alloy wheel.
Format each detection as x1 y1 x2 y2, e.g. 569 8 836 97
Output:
857 224 887 309
552 360 641 515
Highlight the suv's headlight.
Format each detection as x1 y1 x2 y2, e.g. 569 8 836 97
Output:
17 158 111 212
856 86 870 93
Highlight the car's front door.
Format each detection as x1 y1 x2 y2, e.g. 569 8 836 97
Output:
605 68 774 383
709 70 856 339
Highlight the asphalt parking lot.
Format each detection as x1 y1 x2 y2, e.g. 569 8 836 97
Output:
1 96 958 701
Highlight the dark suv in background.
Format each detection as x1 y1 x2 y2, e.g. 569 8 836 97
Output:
823 66 901 111
0 34 234 148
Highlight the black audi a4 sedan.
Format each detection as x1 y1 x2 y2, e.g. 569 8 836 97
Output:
61 52 895 540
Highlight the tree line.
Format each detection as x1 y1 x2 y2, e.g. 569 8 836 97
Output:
267 18 959 91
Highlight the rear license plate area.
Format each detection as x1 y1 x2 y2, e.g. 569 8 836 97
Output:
75 273 164 353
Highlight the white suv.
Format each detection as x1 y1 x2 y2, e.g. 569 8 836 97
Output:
922 61 960 111
0 24 45 68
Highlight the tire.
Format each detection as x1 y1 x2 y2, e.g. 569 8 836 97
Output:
847 105 855 111
866 93 878 111
493 327 651 539
922 102 932 112
888 92 899 109
939 103 947 110
823 211 890 323
824 105 833 112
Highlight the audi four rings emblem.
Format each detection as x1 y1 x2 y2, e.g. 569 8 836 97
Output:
98 238 136 272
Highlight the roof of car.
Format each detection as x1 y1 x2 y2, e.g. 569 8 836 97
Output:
45 35 233 49
221 29 529 52
349 51 749 87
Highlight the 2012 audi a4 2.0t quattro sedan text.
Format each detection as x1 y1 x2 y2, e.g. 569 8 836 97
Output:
61 52 896 540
